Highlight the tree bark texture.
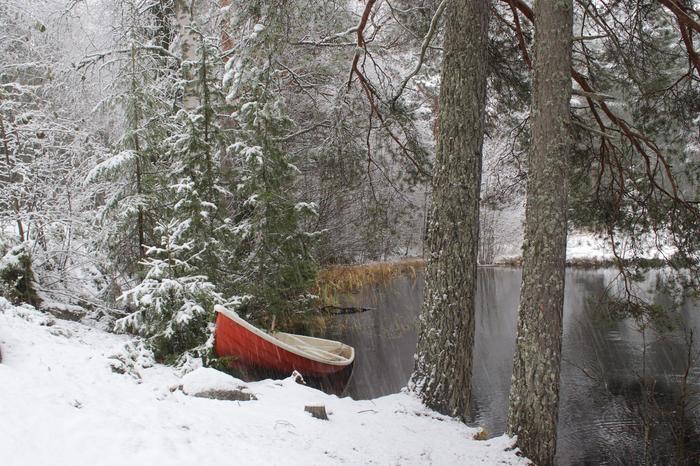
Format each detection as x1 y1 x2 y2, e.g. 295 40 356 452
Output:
409 0 488 421
506 1 573 465
176 0 199 111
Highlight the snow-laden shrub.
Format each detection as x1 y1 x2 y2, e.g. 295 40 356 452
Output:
107 339 155 381
0 240 39 306
0 297 54 326
115 221 224 362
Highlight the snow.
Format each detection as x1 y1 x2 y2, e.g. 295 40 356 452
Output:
39 300 85 314
494 230 677 265
84 150 136 183
566 231 675 262
0 301 528 466
0 250 21 272
294 201 318 215
181 367 249 395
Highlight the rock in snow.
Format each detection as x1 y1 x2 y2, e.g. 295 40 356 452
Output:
0 302 529 466
304 404 329 420
39 301 87 322
181 368 257 401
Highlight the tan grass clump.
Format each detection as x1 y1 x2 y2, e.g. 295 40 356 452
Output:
314 258 425 305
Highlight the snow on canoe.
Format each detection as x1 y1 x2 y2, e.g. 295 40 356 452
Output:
214 305 355 383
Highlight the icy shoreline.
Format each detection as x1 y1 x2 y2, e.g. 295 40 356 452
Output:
0 299 528 466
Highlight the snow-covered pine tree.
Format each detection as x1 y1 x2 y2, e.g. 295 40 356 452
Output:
116 14 235 362
0 240 37 305
230 92 320 326
166 20 235 289
115 219 223 362
224 11 320 327
85 0 179 282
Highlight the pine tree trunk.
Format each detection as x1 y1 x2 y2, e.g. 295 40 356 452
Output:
220 0 233 60
506 1 573 465
409 0 488 420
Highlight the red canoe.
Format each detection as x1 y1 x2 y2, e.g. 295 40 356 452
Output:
214 305 355 381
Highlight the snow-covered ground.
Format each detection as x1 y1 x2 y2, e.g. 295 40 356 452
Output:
495 230 675 265
0 298 527 466
566 231 675 263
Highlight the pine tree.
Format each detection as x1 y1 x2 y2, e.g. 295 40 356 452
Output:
86 0 179 280
506 1 573 464
223 10 320 326
115 219 223 361
165 25 233 288
409 0 489 420
230 88 319 325
115 14 235 361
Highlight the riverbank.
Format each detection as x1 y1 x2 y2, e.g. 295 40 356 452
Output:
324 267 700 464
0 298 528 466
315 232 674 296
315 258 424 304
495 231 673 268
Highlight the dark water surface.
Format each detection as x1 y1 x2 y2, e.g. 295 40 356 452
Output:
323 268 700 465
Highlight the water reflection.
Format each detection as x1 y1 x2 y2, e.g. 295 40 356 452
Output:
324 268 700 465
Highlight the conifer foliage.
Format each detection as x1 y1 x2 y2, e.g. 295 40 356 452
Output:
224 5 320 325
116 7 233 361
115 2 320 359
116 219 223 361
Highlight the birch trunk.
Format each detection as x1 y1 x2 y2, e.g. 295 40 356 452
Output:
409 0 488 420
176 0 199 111
506 1 573 464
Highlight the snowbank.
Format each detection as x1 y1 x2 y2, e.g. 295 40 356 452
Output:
566 231 674 263
0 301 528 466
495 230 675 266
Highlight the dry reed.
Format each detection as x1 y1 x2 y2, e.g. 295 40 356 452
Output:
314 258 425 305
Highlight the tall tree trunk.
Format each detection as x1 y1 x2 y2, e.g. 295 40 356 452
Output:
176 0 199 111
506 1 573 465
409 0 488 420
220 0 233 62
131 44 146 260
0 113 24 242
0 113 10 167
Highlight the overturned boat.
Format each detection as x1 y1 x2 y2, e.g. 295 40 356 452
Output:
214 305 355 392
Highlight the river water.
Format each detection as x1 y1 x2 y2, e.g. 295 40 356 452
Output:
322 268 700 465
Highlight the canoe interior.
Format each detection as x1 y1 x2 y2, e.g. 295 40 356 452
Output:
274 332 354 364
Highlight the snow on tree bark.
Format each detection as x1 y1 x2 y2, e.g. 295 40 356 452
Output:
506 1 573 465
409 0 488 420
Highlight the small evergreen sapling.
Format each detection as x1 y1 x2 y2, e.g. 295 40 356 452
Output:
115 220 224 362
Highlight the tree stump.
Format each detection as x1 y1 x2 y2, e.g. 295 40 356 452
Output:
304 404 328 420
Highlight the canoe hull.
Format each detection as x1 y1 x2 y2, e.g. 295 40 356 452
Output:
214 311 354 393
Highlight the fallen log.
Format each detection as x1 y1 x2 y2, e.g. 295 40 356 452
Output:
322 305 374 315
